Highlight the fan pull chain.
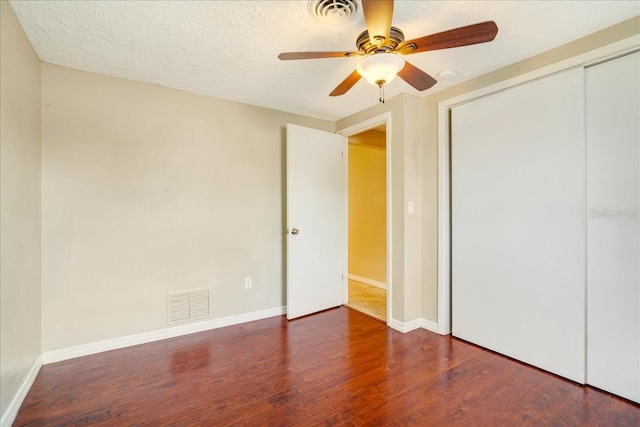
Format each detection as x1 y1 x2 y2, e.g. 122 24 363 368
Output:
379 83 385 104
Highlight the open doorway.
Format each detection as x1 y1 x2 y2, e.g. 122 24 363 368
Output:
344 124 387 322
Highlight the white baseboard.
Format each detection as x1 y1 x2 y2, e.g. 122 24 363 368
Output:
348 274 387 290
388 318 422 333
420 318 439 333
387 317 441 334
41 306 286 365
0 355 42 427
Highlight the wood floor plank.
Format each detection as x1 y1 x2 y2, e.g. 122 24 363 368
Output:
14 307 640 426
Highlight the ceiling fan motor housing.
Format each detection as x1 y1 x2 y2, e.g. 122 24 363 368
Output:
356 27 405 54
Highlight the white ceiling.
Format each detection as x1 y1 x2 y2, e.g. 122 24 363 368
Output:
9 1 640 121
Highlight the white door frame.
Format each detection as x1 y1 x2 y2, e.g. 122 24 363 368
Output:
436 36 640 335
338 112 392 324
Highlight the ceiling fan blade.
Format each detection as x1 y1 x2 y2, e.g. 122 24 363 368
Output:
398 21 498 54
397 61 437 91
330 70 362 96
362 0 394 46
278 51 362 60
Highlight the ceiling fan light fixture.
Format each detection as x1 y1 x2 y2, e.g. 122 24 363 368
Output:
356 53 405 87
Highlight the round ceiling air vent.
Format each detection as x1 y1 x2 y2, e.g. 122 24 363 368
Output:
308 0 359 25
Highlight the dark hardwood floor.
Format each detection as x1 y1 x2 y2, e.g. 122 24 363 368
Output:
15 307 640 426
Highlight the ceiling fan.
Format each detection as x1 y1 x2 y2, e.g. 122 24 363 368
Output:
278 0 498 101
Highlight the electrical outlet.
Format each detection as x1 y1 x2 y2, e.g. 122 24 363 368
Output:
244 277 252 289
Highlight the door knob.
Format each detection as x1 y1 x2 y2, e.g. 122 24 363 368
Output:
291 228 299 235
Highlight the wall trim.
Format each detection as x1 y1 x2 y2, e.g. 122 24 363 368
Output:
437 34 640 337
388 317 439 334
41 306 286 365
348 274 387 290
0 355 42 427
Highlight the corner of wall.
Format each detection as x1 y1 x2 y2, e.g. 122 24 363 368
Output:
0 0 43 422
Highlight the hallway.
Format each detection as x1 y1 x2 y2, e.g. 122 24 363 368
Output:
346 279 386 322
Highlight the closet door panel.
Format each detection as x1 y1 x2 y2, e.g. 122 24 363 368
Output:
586 51 640 403
451 68 586 383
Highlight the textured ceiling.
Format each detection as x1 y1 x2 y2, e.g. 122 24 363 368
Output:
9 1 640 121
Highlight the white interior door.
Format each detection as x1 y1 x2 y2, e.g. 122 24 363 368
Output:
286 123 345 320
451 68 587 383
586 51 640 403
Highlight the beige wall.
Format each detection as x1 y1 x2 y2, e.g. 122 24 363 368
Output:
0 0 42 418
348 131 386 283
419 15 640 322
40 64 333 351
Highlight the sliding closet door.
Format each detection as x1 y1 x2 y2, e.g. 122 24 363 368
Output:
451 68 586 383
586 51 640 403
